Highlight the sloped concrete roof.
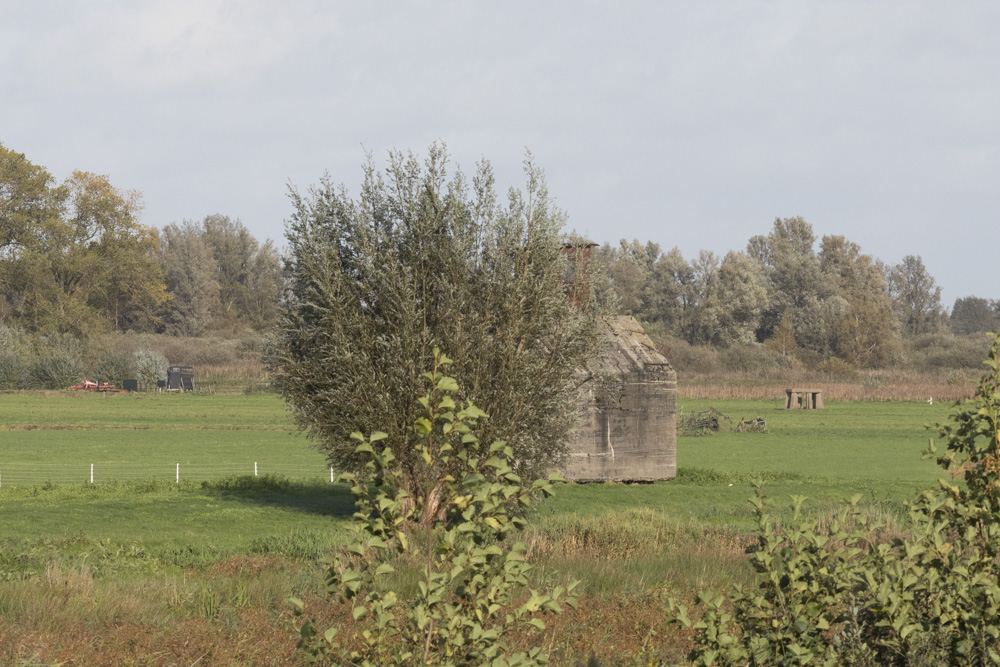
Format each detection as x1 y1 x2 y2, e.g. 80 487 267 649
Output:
590 315 673 376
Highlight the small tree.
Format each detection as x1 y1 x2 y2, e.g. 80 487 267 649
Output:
293 350 576 666
271 145 599 494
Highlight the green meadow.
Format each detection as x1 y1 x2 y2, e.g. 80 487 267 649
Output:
0 390 963 664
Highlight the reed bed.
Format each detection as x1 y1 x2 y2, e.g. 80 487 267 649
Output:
678 368 979 402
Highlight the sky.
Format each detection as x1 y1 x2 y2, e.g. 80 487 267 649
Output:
2 1 998 308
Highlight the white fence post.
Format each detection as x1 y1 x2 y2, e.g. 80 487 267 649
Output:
0 463 330 486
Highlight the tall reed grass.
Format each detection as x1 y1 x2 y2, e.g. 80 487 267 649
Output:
678 368 979 402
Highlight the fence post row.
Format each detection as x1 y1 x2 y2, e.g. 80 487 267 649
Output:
0 463 337 486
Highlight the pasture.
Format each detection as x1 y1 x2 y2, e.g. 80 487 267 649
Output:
0 390 962 665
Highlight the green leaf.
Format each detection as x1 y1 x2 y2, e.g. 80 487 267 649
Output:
437 376 459 393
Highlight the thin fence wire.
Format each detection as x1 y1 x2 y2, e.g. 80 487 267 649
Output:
0 462 335 487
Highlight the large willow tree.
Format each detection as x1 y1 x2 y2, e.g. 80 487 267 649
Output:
272 145 600 488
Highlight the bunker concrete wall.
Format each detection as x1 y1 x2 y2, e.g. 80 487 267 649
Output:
563 368 677 482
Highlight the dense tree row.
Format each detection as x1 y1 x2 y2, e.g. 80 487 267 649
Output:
158 216 282 335
0 143 280 336
599 217 995 368
5 142 997 372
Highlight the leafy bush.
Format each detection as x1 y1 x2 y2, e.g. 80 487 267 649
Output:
816 356 855 378
133 348 168 385
0 351 31 389
668 332 1000 665
0 323 32 356
719 344 799 374
95 351 137 386
904 333 991 370
31 352 84 389
658 337 722 373
293 350 575 666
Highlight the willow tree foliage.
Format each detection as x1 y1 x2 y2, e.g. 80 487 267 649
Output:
271 146 599 488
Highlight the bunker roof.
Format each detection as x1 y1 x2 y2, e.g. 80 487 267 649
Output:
589 315 674 376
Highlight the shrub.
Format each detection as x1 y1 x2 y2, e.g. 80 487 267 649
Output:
668 332 1000 665
292 350 575 666
31 352 84 389
719 344 798 374
95 352 137 386
658 337 721 374
816 356 855 379
133 348 168 385
0 323 32 356
0 351 30 389
904 332 991 370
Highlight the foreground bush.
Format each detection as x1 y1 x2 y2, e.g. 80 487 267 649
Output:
669 332 1000 665
293 350 575 666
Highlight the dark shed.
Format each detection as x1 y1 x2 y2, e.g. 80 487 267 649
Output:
166 366 195 392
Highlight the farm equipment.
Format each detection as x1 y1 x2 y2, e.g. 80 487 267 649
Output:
69 380 125 393
678 407 732 435
736 416 767 433
679 409 767 436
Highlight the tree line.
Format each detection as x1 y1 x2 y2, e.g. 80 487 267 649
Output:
0 142 281 338
598 217 1000 369
4 141 998 373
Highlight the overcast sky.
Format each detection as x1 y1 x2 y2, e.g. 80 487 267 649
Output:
3 1 998 307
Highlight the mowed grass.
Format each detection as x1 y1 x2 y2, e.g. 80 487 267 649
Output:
542 398 955 532
677 397 947 483
0 392 329 491
0 390 967 665
1 392 346 571
0 392 957 559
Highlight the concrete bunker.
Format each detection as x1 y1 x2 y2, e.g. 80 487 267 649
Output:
563 315 677 482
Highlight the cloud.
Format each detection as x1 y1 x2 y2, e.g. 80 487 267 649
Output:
14 0 338 95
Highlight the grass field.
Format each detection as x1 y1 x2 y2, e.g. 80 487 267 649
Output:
0 390 964 665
